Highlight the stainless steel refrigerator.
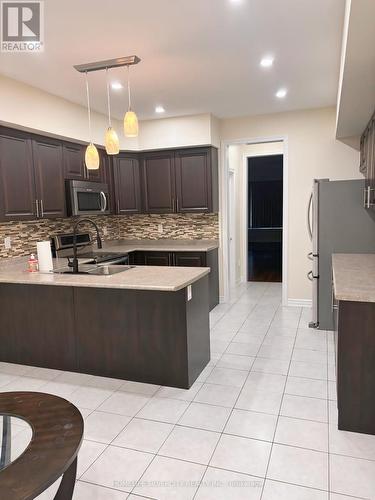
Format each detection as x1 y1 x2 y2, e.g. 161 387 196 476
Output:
307 178 375 330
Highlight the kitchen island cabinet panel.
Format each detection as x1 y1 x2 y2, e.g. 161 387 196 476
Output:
0 284 76 371
0 276 209 389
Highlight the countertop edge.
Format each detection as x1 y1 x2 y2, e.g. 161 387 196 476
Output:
332 253 375 303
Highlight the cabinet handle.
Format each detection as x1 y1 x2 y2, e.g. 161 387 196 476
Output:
364 187 368 208
40 199 44 217
117 200 120 214
35 200 39 218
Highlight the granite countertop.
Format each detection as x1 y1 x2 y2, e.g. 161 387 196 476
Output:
98 239 219 253
0 259 210 292
332 254 375 302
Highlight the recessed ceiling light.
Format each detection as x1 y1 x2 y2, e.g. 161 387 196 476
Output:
260 57 274 68
155 105 165 113
111 82 123 90
276 88 287 98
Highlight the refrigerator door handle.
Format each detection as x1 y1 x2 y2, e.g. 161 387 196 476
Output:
307 192 313 241
307 252 313 261
307 270 314 281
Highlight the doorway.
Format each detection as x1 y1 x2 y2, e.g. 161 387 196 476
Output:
222 137 288 304
247 154 283 282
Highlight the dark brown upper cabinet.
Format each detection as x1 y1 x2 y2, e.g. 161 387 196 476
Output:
113 154 142 214
62 141 86 180
32 136 66 218
141 151 176 213
361 111 375 208
0 127 36 221
140 147 218 214
175 147 218 213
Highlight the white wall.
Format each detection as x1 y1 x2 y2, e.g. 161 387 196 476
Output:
0 75 220 151
138 113 219 150
221 107 360 302
0 74 138 149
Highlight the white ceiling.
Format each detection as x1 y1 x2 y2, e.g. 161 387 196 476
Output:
0 0 346 120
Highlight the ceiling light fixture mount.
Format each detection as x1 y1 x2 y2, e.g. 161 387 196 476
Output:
74 55 141 154
155 106 165 114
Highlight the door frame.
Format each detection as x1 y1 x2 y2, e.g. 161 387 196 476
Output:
220 135 289 305
228 169 237 288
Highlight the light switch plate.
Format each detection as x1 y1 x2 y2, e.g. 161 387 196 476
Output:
187 285 192 301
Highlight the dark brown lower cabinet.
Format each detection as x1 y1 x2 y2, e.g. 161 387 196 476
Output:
128 249 220 310
334 298 375 435
0 284 76 371
0 279 210 389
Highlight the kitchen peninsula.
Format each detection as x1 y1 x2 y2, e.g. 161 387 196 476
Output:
0 261 210 389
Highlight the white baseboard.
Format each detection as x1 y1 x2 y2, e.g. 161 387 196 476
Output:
287 298 312 308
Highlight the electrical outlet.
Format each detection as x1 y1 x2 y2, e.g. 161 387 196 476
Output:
4 237 11 249
158 224 164 234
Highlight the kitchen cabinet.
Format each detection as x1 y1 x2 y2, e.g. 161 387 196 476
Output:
32 136 66 218
63 142 86 180
141 147 218 214
113 154 142 214
334 297 375 434
175 147 218 213
360 110 375 208
128 249 219 310
141 151 176 213
143 251 173 266
173 251 206 267
0 127 36 221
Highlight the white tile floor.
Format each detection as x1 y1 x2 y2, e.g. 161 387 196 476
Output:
1 282 374 499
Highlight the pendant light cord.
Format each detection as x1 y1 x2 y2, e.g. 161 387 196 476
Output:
127 65 132 111
85 71 92 141
105 68 112 127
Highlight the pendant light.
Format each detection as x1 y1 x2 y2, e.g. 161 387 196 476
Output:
84 71 100 170
124 65 139 137
104 68 120 154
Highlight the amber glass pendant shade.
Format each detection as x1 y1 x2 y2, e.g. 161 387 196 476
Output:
124 110 139 138
105 127 120 154
85 142 100 170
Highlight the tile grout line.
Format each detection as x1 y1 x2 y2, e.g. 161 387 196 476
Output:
258 303 303 500
190 282 272 499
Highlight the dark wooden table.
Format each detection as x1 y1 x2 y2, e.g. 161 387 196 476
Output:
0 392 83 499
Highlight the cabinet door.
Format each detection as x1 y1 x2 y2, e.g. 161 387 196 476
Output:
143 252 172 266
0 127 36 221
32 136 66 218
63 142 85 180
141 151 176 213
175 148 213 213
114 154 142 214
173 252 206 267
87 149 106 183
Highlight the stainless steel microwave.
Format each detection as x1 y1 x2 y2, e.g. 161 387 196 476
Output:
66 180 110 216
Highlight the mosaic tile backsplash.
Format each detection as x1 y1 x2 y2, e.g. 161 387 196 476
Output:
0 213 219 259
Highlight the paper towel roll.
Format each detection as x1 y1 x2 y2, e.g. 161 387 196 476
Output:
37 241 53 273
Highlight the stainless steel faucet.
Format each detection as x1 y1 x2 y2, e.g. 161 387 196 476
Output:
72 219 102 273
